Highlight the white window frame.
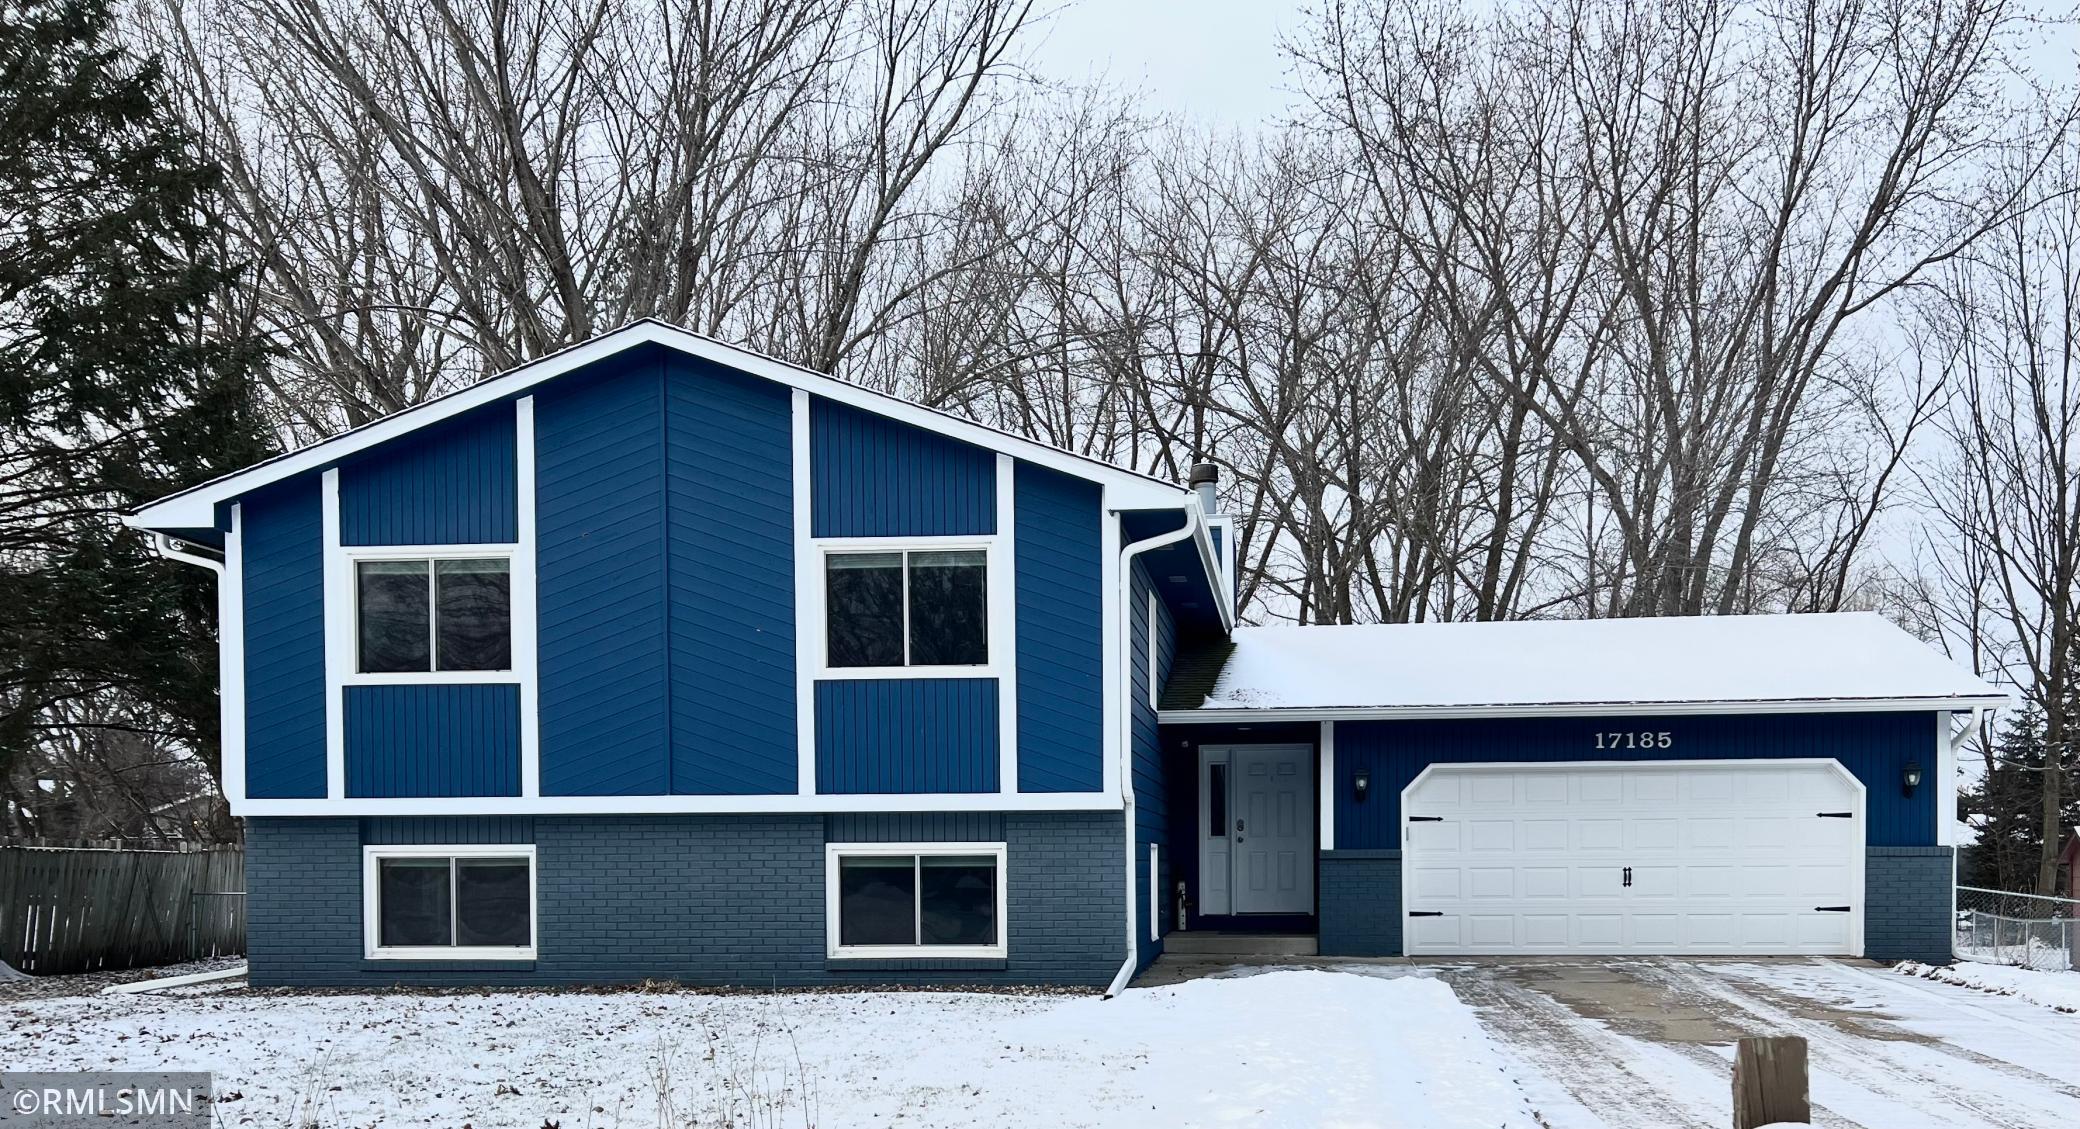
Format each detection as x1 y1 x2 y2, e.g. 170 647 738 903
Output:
343 544 518 685
362 844 538 961
824 841 1008 960
813 538 1006 680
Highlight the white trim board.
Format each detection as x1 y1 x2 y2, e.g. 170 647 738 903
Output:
1159 696 2010 725
233 791 1122 817
125 319 1188 531
220 504 246 807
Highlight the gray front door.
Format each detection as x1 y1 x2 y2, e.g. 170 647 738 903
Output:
1229 744 1314 914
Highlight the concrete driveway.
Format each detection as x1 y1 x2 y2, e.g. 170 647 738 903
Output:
1432 957 2080 1129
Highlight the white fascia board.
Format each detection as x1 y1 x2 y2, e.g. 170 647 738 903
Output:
128 320 1187 530
231 791 1124 817
1158 695 2013 725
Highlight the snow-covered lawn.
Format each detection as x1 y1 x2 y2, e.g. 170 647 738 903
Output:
1898 960 2080 1014
0 969 1548 1128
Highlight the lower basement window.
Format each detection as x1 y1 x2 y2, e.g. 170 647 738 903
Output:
825 843 1007 959
363 845 536 960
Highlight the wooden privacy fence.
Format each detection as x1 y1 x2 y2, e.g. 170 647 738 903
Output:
0 843 244 975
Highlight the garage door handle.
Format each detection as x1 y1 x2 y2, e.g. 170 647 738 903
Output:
1815 905 1852 912
1409 816 1443 822
1408 911 1443 917
1817 811 1853 818
1623 866 1632 887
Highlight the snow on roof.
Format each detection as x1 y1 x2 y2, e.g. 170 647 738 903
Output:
1192 612 2005 714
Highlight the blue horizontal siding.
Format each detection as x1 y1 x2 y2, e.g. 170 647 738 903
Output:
536 351 671 796
340 405 516 545
1331 711 1942 849
816 679 999 794
665 354 797 795
810 398 994 537
343 684 521 798
1017 463 1104 791
241 478 328 799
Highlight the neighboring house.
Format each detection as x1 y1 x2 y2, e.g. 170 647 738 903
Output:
126 321 2005 989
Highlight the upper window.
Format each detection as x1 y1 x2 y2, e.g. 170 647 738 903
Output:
826 843 1005 959
364 847 534 960
356 557 511 673
825 550 986 668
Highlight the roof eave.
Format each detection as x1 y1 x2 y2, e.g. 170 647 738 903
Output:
128 319 1188 531
1156 694 2013 725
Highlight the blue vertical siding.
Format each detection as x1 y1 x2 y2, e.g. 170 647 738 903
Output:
1015 463 1104 791
339 406 517 545
825 812 1007 842
810 398 995 537
815 679 999 793
1331 711 1942 849
343 684 521 798
242 478 328 799
536 351 671 795
361 816 535 844
1130 561 1179 965
664 354 797 794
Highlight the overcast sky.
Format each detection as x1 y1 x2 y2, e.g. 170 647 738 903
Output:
1027 0 1308 128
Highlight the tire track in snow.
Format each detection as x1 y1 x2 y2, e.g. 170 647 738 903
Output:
1438 966 1721 1129
1642 960 2074 1129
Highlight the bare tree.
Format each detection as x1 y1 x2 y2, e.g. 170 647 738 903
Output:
1919 123 2080 894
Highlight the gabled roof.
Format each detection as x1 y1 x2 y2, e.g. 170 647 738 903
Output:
125 319 1188 532
1160 612 2008 720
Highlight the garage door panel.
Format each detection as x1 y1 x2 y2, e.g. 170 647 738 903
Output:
1634 820 1681 850
1522 867 1569 897
1410 867 1460 900
1690 818 1737 849
1468 820 1516 851
1578 774 1624 803
1403 761 1863 956
1578 820 1625 850
1469 868 1514 898
1633 773 1681 803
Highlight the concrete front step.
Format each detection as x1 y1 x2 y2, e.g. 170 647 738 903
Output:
1163 932 1318 956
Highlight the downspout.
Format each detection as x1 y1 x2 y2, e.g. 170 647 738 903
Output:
1104 505 1203 999
152 533 224 576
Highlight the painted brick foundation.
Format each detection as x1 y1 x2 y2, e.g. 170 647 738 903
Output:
1313 846 1954 961
246 812 1122 987
1864 845 1954 964
1318 850 1401 957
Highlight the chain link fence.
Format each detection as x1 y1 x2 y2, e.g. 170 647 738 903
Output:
1955 886 2076 971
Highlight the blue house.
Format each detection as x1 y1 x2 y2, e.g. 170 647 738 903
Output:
126 321 2004 988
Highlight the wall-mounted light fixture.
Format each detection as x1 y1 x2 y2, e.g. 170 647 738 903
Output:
1902 760 1922 797
1353 768 1371 802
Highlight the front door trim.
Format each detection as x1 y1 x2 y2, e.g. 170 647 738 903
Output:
1200 742 1316 916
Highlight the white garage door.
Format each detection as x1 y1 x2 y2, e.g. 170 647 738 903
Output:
1402 760 1864 956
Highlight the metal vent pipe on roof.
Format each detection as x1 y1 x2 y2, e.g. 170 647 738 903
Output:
1188 461 1219 517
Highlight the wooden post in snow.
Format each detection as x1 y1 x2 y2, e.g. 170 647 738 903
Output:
1732 1036 1810 1129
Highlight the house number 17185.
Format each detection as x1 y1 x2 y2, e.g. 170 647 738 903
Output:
1596 731 1673 750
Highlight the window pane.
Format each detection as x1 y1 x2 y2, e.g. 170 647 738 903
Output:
378 857 452 947
838 855 916 946
435 559 511 671
455 857 531 947
826 553 904 668
919 855 997 946
1209 763 1228 837
907 551 987 666
358 561 430 673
